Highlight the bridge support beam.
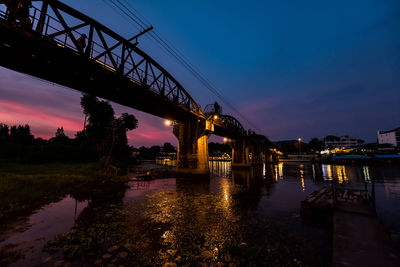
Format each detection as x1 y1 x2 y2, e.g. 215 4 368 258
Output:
265 152 273 163
173 120 211 175
231 139 251 169
265 150 279 163
250 145 265 166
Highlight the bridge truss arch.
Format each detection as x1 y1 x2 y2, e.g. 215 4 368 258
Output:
0 0 203 119
219 114 247 138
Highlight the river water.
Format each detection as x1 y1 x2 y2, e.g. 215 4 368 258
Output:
1 162 400 266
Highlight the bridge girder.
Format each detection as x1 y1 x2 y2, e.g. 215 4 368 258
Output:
0 1 274 144
0 0 203 121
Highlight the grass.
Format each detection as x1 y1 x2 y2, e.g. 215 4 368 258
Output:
0 162 128 226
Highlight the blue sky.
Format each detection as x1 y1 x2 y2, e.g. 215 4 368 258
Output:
0 0 399 145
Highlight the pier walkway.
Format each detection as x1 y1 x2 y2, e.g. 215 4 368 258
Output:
333 210 400 267
301 187 400 267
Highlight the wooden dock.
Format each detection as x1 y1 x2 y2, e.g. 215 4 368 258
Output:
301 186 400 266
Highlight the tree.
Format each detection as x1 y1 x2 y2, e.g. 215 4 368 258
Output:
162 142 176 154
208 142 231 156
50 127 70 144
9 124 34 145
80 93 138 167
308 137 324 152
0 123 9 139
55 127 66 138
106 113 138 163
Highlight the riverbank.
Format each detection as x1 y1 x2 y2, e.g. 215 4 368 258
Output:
0 162 133 266
0 162 128 229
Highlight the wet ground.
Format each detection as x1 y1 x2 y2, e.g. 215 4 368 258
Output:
0 196 88 266
1 162 400 266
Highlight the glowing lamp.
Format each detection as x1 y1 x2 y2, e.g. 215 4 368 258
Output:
164 120 172 126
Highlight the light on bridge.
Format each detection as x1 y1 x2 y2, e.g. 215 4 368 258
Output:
223 137 229 143
164 120 172 126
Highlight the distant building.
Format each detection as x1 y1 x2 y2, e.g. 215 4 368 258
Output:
323 135 364 149
377 127 400 147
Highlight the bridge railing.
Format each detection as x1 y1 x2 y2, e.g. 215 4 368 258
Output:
0 1 203 119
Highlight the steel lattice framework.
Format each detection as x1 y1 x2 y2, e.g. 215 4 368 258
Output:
219 115 247 137
0 0 203 118
0 0 270 141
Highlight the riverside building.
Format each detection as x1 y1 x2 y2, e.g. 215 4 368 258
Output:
323 135 364 149
377 127 400 147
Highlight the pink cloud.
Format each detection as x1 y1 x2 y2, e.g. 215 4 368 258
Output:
0 100 83 137
0 68 179 147
0 94 177 147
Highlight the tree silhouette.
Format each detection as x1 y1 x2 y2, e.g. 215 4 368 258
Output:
80 93 138 168
50 127 70 144
308 137 324 152
162 142 176 154
0 123 9 139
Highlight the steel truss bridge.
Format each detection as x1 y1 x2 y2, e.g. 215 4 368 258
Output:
0 0 277 171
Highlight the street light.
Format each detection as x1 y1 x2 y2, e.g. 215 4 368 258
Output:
298 137 302 154
213 115 218 120
164 120 172 126
223 137 228 143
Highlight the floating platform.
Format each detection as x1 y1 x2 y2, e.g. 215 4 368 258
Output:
300 186 374 226
301 186 400 266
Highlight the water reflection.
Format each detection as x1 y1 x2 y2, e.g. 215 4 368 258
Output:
0 180 129 266
207 161 400 247
322 164 333 181
363 166 371 182
278 162 284 179
300 164 305 192
120 163 333 265
4 162 399 265
336 165 348 184
237 168 265 210
209 160 231 177
0 196 88 266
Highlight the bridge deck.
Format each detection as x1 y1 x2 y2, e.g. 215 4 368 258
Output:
0 0 273 142
0 20 196 122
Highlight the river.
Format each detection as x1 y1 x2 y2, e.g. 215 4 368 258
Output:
1 162 400 266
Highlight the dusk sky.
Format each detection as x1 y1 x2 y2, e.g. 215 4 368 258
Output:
0 0 399 147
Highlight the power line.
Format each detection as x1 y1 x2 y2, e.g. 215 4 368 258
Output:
106 0 264 134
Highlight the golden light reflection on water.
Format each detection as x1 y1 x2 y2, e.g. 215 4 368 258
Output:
273 162 284 181
327 165 333 180
322 165 334 180
221 178 231 212
300 164 305 192
209 160 231 177
122 161 399 265
336 166 348 184
278 163 283 178
321 164 350 183
274 165 279 181
127 176 243 263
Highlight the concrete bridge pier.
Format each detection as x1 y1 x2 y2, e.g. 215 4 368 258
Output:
173 120 211 175
265 150 274 163
231 139 251 169
250 145 265 166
